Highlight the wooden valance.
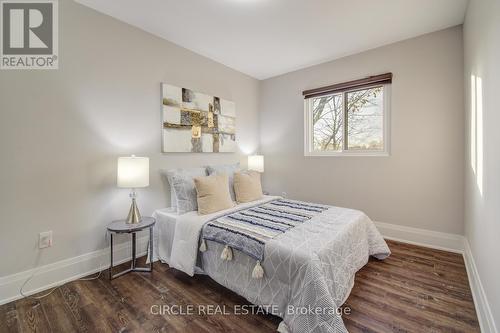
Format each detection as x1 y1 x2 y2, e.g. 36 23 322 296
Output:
303 73 392 99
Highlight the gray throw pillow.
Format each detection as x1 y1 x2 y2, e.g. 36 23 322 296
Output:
162 170 178 210
163 167 207 213
206 163 240 201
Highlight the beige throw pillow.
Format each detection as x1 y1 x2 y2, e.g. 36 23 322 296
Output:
194 174 234 215
234 171 263 203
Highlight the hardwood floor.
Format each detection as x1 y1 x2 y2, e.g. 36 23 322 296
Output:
0 240 480 333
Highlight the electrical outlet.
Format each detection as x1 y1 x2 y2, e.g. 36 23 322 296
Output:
39 231 52 249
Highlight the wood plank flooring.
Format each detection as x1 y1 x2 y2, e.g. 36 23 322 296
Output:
0 240 480 332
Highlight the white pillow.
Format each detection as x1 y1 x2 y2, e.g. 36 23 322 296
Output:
206 163 240 201
161 170 178 210
163 167 207 213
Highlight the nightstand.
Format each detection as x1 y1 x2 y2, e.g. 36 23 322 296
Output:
107 217 156 280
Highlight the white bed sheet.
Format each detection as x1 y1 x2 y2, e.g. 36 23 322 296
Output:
151 207 179 265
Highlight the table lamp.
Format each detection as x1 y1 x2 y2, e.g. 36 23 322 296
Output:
248 155 264 173
117 155 149 224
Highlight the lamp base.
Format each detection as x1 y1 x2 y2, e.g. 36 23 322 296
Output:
126 197 142 224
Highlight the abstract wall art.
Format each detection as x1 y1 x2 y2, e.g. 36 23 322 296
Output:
161 83 236 153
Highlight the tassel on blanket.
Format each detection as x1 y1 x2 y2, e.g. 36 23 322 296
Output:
199 239 207 252
220 245 233 261
252 260 264 279
277 321 290 333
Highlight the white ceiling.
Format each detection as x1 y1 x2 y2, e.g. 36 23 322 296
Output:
75 0 468 80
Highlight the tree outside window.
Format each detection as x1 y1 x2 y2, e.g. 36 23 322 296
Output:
309 86 387 155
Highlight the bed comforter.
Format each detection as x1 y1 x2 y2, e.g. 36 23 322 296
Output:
169 196 390 333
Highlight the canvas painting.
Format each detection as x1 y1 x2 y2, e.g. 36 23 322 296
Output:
161 83 237 152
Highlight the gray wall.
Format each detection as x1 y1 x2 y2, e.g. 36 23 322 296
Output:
464 0 500 328
0 1 260 276
259 26 464 234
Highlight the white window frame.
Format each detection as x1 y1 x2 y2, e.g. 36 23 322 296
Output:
304 84 391 157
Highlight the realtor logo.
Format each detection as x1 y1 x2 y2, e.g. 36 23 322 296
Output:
1 0 58 69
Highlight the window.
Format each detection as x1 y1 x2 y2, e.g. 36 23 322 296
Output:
304 73 391 156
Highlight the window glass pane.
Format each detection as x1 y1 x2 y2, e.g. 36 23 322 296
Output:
347 87 384 150
312 94 343 151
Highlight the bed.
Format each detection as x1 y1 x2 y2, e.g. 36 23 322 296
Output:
150 195 390 333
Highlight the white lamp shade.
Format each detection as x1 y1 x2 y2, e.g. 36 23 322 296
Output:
248 155 264 173
117 156 149 188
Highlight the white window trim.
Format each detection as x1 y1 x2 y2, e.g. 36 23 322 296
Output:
304 84 391 157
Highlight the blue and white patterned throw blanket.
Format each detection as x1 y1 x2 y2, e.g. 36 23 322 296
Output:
200 199 329 263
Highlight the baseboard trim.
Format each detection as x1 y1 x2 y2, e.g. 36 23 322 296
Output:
375 221 497 333
463 239 498 333
374 221 465 253
0 236 150 306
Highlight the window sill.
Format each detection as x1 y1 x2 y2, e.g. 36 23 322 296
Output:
304 151 390 157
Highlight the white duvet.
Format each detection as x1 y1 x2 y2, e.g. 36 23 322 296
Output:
169 196 390 333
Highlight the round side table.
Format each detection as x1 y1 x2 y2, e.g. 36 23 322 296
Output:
107 217 156 280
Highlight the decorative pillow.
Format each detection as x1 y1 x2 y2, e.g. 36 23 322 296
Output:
194 174 234 215
164 167 207 214
233 171 263 203
206 163 240 201
161 170 178 210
